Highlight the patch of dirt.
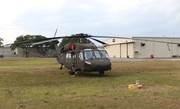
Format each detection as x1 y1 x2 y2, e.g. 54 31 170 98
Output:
116 85 170 91
134 85 169 91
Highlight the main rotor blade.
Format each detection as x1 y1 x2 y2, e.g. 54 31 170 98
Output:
7 33 179 46
90 35 179 44
32 39 59 45
6 36 67 46
132 38 179 44
90 35 132 40
89 37 108 45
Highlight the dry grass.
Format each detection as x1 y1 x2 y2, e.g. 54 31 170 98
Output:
0 58 180 109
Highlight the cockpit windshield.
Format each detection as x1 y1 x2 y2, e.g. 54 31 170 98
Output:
84 50 109 60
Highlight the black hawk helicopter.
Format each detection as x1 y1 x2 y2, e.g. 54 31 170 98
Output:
54 33 112 75
10 33 112 75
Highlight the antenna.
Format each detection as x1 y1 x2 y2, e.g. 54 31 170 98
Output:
54 28 58 37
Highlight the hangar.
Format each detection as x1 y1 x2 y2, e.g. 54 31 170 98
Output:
103 37 180 58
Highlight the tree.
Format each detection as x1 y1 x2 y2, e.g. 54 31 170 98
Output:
11 35 54 57
0 38 3 47
32 35 55 56
11 35 32 57
59 34 91 47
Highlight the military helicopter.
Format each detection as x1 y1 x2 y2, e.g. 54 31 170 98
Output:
54 33 112 75
10 32 112 75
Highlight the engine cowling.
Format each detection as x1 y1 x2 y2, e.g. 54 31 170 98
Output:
69 43 76 50
63 43 76 51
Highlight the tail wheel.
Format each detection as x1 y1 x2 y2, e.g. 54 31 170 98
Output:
99 71 104 75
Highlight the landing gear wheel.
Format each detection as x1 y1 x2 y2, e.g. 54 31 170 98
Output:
69 70 75 75
99 71 104 75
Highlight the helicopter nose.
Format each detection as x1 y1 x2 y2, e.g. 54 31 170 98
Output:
90 59 111 71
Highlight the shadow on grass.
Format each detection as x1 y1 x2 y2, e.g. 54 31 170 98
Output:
75 72 116 78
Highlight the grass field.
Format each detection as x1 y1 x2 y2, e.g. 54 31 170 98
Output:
0 58 180 109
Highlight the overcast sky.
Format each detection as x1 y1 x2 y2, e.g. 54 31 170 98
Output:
1 0 180 44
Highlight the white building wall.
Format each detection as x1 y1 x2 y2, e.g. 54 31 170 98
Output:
133 37 180 58
120 44 126 58
104 37 180 58
104 45 120 58
104 37 132 45
104 43 134 58
0 47 16 57
0 47 56 57
104 37 134 58
128 43 134 58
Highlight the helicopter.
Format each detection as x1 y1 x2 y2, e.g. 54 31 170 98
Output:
53 34 112 75
57 42 111 75
10 33 112 75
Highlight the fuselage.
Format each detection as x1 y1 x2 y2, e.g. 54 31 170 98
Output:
56 43 111 74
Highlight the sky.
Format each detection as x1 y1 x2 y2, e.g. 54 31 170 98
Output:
1 0 180 45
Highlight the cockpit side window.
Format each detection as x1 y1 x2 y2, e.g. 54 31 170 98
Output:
99 50 109 58
94 51 101 58
84 51 95 60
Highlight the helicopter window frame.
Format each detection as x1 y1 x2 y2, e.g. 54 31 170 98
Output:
66 53 71 62
99 50 109 58
84 50 95 60
79 52 84 60
73 54 76 58
94 51 101 58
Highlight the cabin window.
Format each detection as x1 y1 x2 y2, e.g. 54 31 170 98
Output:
84 51 95 60
94 51 101 58
99 50 109 58
79 52 84 60
73 54 76 58
66 53 71 62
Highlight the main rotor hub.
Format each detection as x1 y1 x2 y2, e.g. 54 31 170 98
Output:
74 33 91 38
